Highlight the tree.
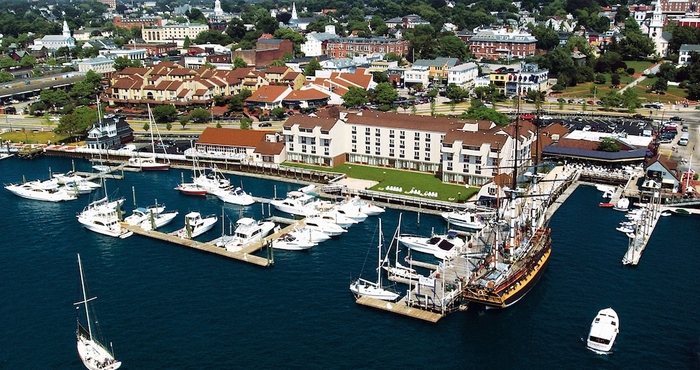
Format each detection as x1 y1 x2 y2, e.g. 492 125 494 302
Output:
594 73 607 84
621 88 641 112
0 56 18 69
19 54 36 67
371 71 389 84
240 117 253 130
598 137 621 152
152 105 177 123
652 77 668 94
193 30 232 46
188 107 212 123
113 56 141 71
233 57 248 69
228 89 252 112
0 70 13 83
55 106 97 139
445 83 469 102
183 36 192 48
371 82 399 105
303 58 322 76
531 24 560 51
437 35 469 61
460 106 510 126
270 107 287 119
342 86 369 107
611 73 621 87
226 18 247 42
40 89 70 109
179 116 189 129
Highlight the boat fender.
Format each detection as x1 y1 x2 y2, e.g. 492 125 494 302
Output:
478 289 485 296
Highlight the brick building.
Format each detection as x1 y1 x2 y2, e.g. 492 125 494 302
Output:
468 29 537 61
325 37 410 59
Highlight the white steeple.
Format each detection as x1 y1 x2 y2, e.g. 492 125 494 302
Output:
291 2 298 20
649 0 666 56
62 19 71 38
214 0 223 16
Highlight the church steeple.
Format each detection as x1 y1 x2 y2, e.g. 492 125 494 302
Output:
291 2 298 20
214 0 223 16
62 19 71 38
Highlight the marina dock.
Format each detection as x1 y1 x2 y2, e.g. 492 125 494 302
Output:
122 218 306 267
622 198 663 266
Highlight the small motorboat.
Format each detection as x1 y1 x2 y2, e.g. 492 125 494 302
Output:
586 307 619 354
174 182 208 196
599 202 614 208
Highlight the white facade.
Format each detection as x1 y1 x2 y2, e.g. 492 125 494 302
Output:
76 56 115 73
404 66 429 86
142 23 209 45
99 48 148 60
648 0 668 57
447 62 478 88
301 32 338 57
678 44 700 65
33 20 75 50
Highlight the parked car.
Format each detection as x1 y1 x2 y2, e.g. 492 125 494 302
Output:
258 122 272 128
669 116 683 122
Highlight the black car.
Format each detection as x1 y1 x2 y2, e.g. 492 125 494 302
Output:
669 116 683 122
631 113 646 120
258 122 272 128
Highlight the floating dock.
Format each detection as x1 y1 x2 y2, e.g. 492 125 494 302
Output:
622 200 663 266
122 218 305 267
355 296 443 323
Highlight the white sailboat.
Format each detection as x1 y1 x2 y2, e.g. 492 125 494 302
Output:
74 254 122 370
349 219 400 301
383 214 424 280
127 105 170 171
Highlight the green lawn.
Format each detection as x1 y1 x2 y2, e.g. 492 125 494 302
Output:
283 162 479 202
1 129 67 144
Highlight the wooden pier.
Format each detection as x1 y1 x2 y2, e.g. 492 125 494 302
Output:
355 296 443 322
122 218 305 267
622 199 663 266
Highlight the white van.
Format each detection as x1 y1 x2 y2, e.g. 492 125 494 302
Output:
678 133 690 146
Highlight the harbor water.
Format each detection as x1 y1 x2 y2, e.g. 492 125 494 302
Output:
0 157 699 369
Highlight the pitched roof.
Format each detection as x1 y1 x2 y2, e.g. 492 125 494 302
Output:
283 89 330 101
254 141 285 155
197 128 268 147
284 114 340 131
246 85 290 103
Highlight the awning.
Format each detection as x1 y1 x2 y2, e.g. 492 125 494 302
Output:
662 178 676 184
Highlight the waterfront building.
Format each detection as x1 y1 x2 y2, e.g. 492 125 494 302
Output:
282 109 533 184
195 128 286 164
645 155 681 192
85 115 134 150
490 63 549 97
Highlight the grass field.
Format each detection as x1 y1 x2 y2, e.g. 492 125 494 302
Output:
1 128 68 145
284 162 479 202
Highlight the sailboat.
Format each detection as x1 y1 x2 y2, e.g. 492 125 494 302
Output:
74 254 122 370
127 104 170 171
349 219 400 301
383 214 424 280
460 112 552 309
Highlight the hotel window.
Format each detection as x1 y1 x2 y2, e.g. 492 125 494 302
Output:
389 139 394 148
365 137 370 144
389 130 394 138
425 143 430 151
352 144 357 152
399 131 405 139
375 128 381 137
311 146 316 154
324 148 329 156
463 164 469 173
301 144 307 153
475 165 482 175
426 133 431 141
400 140 405 149
414 143 420 151
414 132 420 140
365 146 370 154
424 154 430 161
399 149 405 158
375 138 380 145
375 147 381 155
389 148 395 157
365 127 370 134
414 152 420 160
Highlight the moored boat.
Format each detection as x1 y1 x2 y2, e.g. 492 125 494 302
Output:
217 217 275 252
174 182 208 196
440 209 487 230
397 230 465 260
214 186 255 206
173 212 218 239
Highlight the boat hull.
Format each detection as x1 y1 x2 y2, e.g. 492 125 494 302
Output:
463 229 551 309
77 337 122 370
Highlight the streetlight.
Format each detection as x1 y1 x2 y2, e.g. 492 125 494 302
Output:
458 191 461 201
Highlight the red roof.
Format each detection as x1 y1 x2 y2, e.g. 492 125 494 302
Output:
198 128 268 147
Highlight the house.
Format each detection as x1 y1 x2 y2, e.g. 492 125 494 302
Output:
245 85 293 111
490 63 549 97
678 44 700 66
85 115 134 150
645 154 680 192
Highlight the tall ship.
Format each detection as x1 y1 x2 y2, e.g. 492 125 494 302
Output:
461 115 552 309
